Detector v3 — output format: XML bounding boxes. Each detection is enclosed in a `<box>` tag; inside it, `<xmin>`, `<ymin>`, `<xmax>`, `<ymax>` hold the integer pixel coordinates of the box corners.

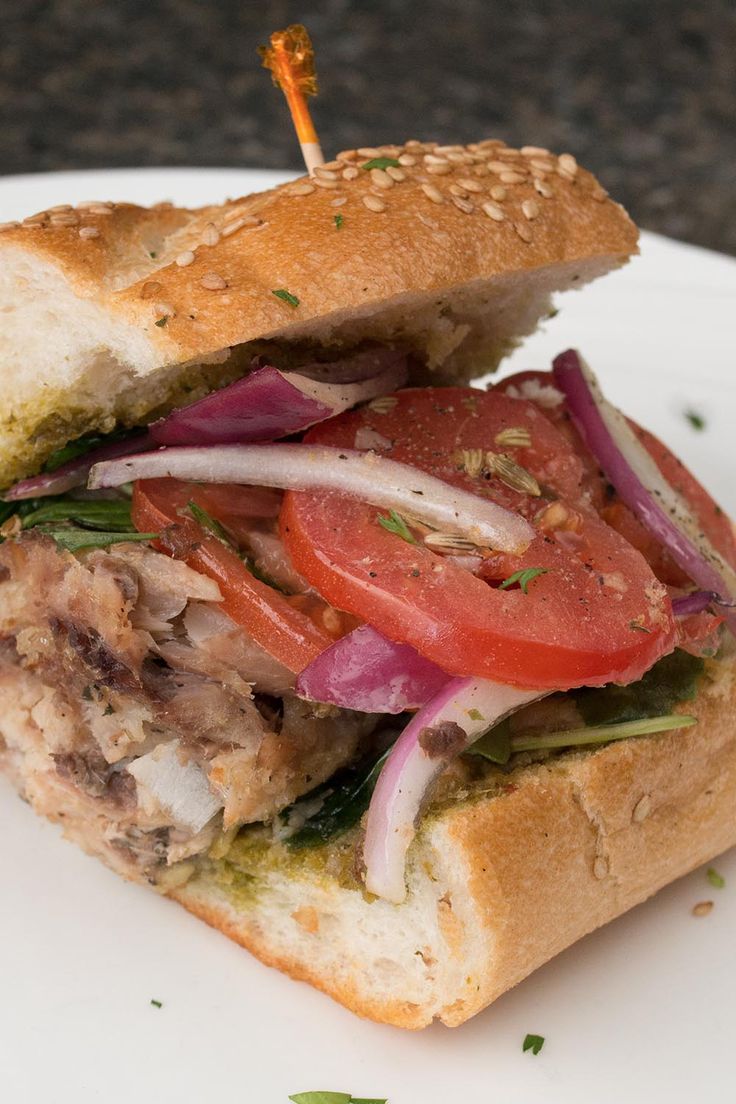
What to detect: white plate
<box><xmin>1</xmin><ymin>169</ymin><xmax>735</xmax><ymax>1104</ymax></box>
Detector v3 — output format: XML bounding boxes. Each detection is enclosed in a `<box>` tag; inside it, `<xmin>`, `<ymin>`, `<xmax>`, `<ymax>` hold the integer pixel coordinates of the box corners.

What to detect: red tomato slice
<box><xmin>281</xmin><ymin>388</ymin><xmax>675</xmax><ymax>689</ymax></box>
<box><xmin>132</xmin><ymin>479</ymin><xmax>335</xmax><ymax>672</ymax></box>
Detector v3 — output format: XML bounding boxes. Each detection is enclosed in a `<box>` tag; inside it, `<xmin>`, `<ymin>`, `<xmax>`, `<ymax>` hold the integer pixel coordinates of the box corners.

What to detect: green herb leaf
<box><xmin>154</xmin><ymin>316</ymin><xmax>168</xmax><ymax>327</ymax></box>
<box><xmin>573</xmin><ymin>649</ymin><xmax>704</xmax><ymax>726</ymax></box>
<box><xmin>377</xmin><ymin>509</ymin><xmax>416</xmax><ymax>544</ymax></box>
<box><xmin>498</xmin><ymin>567</ymin><xmax>548</xmax><ymax>594</ymax></box>
<box><xmin>361</xmin><ymin>157</ymin><xmax>401</xmax><ymax>170</ymax></box>
<box><xmin>523</xmin><ymin>1033</ymin><xmax>545</xmax><ymax>1055</ymax></box>
<box><xmin>150</xmin><ymin>998</ymin><xmax>163</xmax><ymax>1009</ymax></box>
<box><xmin>351</xmin><ymin>1099</ymin><xmax>388</xmax><ymax>1103</ymax></box>
<box><xmin>707</xmin><ymin>867</ymin><xmax>725</xmax><ymax>889</ymax></box>
<box><xmin>334</xmin><ymin>213</ymin><xmax>344</xmax><ymax>229</ymax></box>
<box><xmin>186</xmin><ymin>500</ymin><xmax>235</xmax><ymax>548</ymax></box>
<box><xmin>21</xmin><ymin>498</ymin><xmax>134</xmax><ymax>532</ymax></box>
<box><xmin>288</xmin><ymin>1094</ymin><xmax>353</xmax><ymax>1104</ymax></box>
<box><xmin>684</xmin><ymin>409</ymin><xmax>706</xmax><ymax>431</ymax></box>
<box><xmin>43</xmin><ymin>428</ymin><xmax>141</xmax><ymax>474</ymax></box>
<box><xmin>39</xmin><ymin>528</ymin><xmax>158</xmax><ymax>552</ymax></box>
<box><xmin>286</xmin><ymin>750</ymin><xmax>390</xmax><ymax>850</ymax></box>
<box><xmin>467</xmin><ymin>721</ymin><xmax>512</xmax><ymax>764</ymax></box>
<box><xmin>467</xmin><ymin>708</ymin><xmax>483</xmax><ymax>721</ymax></box>
<box><xmin>629</xmin><ymin>619</ymin><xmax>652</xmax><ymax>633</ymax></box>
<box><xmin>243</xmin><ymin>555</ymin><xmax>290</xmax><ymax>594</ymax></box>
<box><xmin>511</xmin><ymin>713</ymin><xmax>696</xmax><ymax>754</ymax></box>
<box><xmin>272</xmin><ymin>288</ymin><xmax>300</xmax><ymax>308</ymax></box>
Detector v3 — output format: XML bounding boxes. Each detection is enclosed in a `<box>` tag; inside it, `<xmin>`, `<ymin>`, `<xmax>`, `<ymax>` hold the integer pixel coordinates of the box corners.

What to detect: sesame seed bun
<box><xmin>0</xmin><ymin>139</ymin><xmax>637</xmax><ymax>487</ymax></box>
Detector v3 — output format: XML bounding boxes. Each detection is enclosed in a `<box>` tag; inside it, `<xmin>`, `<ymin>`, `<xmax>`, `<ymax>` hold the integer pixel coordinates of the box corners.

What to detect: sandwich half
<box><xmin>1</xmin><ymin>138</ymin><xmax>734</xmax><ymax>1029</ymax></box>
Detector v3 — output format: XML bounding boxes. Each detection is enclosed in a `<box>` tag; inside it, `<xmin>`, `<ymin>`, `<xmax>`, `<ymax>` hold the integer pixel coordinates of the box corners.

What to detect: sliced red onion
<box><xmin>363</xmin><ymin>678</ymin><xmax>543</xmax><ymax>902</ymax></box>
<box><xmin>672</xmin><ymin>591</ymin><xmax>734</xmax><ymax>617</ymax></box>
<box><xmin>553</xmin><ymin>350</ymin><xmax>736</xmax><ymax>637</ymax></box>
<box><xmin>3</xmin><ymin>431</ymin><xmax>153</xmax><ymax>502</ymax></box>
<box><xmin>89</xmin><ymin>444</ymin><xmax>535</xmax><ymax>553</ymax></box>
<box><xmin>296</xmin><ymin>625</ymin><xmax>450</xmax><ymax>713</ymax></box>
<box><xmin>149</xmin><ymin>356</ymin><xmax>408</xmax><ymax>446</ymax></box>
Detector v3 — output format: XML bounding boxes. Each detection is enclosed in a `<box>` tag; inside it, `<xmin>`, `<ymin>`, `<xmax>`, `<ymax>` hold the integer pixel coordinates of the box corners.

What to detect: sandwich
<box><xmin>1</xmin><ymin>138</ymin><xmax>734</xmax><ymax>1030</ymax></box>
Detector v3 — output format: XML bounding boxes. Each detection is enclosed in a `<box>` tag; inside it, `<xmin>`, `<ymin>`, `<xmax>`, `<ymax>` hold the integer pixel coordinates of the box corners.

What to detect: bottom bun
<box><xmin>172</xmin><ymin>648</ymin><xmax>736</xmax><ymax>1028</ymax></box>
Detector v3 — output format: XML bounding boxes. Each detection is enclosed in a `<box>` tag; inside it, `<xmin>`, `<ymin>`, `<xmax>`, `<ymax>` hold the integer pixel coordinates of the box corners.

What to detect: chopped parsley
<box><xmin>272</xmin><ymin>288</ymin><xmax>300</xmax><ymax>308</ymax></box>
<box><xmin>334</xmin><ymin>213</ymin><xmax>344</xmax><ymax>229</ymax></box>
<box><xmin>523</xmin><ymin>1033</ymin><xmax>545</xmax><ymax>1055</ymax></box>
<box><xmin>684</xmin><ymin>409</ymin><xmax>706</xmax><ymax>431</ymax></box>
<box><xmin>498</xmin><ymin>567</ymin><xmax>548</xmax><ymax>593</ymax></box>
<box><xmin>467</xmin><ymin>708</ymin><xmax>484</xmax><ymax>721</ymax></box>
<box><xmin>377</xmin><ymin>509</ymin><xmax>416</xmax><ymax>544</ymax></box>
<box><xmin>150</xmin><ymin>999</ymin><xmax>163</xmax><ymax>1009</ymax></box>
<box><xmin>154</xmin><ymin>316</ymin><xmax>168</xmax><ymax>327</ymax></box>
<box><xmin>707</xmin><ymin>867</ymin><xmax>725</xmax><ymax>889</ymax></box>
<box><xmin>361</xmin><ymin>157</ymin><xmax>400</xmax><ymax>170</ymax></box>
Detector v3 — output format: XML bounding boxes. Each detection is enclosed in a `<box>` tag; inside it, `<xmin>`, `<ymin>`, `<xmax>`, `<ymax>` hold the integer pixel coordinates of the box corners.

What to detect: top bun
<box><xmin>0</xmin><ymin>138</ymin><xmax>637</xmax><ymax>487</ymax></box>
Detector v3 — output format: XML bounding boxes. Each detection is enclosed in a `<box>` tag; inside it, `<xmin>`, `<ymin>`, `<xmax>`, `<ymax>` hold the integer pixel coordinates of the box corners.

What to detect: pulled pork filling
<box><xmin>0</xmin><ymin>533</ymin><xmax>377</xmax><ymax>881</ymax></box>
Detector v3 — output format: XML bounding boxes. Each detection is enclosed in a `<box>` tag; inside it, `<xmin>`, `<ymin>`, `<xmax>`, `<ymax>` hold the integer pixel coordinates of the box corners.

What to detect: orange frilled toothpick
<box><xmin>258</xmin><ymin>24</ymin><xmax>325</xmax><ymax>175</ymax></box>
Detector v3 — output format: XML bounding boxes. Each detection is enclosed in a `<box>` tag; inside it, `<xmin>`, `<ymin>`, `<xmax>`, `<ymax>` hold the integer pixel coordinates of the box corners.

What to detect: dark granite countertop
<box><xmin>1</xmin><ymin>0</ymin><xmax>733</xmax><ymax>254</ymax></box>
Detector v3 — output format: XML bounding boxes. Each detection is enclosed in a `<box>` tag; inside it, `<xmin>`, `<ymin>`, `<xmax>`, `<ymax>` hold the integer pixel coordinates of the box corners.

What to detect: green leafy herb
<box><xmin>377</xmin><ymin>509</ymin><xmax>416</xmax><ymax>544</ymax></box>
<box><xmin>154</xmin><ymin>316</ymin><xmax>168</xmax><ymax>327</ymax></box>
<box><xmin>334</xmin><ymin>213</ymin><xmax>344</xmax><ymax>229</ymax></box>
<box><xmin>629</xmin><ymin>620</ymin><xmax>652</xmax><ymax>633</ymax></box>
<box><xmin>286</xmin><ymin>750</ymin><xmax>390</xmax><ymax>850</ymax></box>
<box><xmin>21</xmin><ymin>497</ymin><xmax>134</xmax><ymax>532</ymax></box>
<box><xmin>43</xmin><ymin>428</ymin><xmax>141</xmax><ymax>474</ymax></box>
<box><xmin>707</xmin><ymin>867</ymin><xmax>725</xmax><ymax>889</ymax></box>
<box><xmin>467</xmin><ymin>708</ymin><xmax>484</xmax><ymax>721</ymax></box>
<box><xmin>684</xmin><ymin>409</ymin><xmax>706</xmax><ymax>431</ymax></box>
<box><xmin>243</xmin><ymin>556</ymin><xmax>290</xmax><ymax>594</ymax></box>
<box><xmin>573</xmin><ymin>649</ymin><xmax>704</xmax><ymax>726</ymax></box>
<box><xmin>0</xmin><ymin>500</ymin><xmax>19</xmax><ymax>526</ymax></box>
<box><xmin>288</xmin><ymin>1094</ymin><xmax>353</xmax><ymax>1104</ymax></box>
<box><xmin>468</xmin><ymin>721</ymin><xmax>511</xmax><ymax>764</ymax></box>
<box><xmin>523</xmin><ymin>1033</ymin><xmax>545</xmax><ymax>1055</ymax></box>
<box><xmin>498</xmin><ymin>567</ymin><xmax>548</xmax><ymax>593</ymax></box>
<box><xmin>39</xmin><ymin>528</ymin><xmax>158</xmax><ymax>552</ymax></box>
<box><xmin>511</xmin><ymin>713</ymin><xmax>696</xmax><ymax>755</ymax></box>
<box><xmin>272</xmin><ymin>288</ymin><xmax>300</xmax><ymax>308</ymax></box>
<box><xmin>150</xmin><ymin>998</ymin><xmax>163</xmax><ymax>1009</ymax></box>
<box><xmin>361</xmin><ymin>157</ymin><xmax>401</xmax><ymax>170</ymax></box>
<box><xmin>186</xmin><ymin>500</ymin><xmax>234</xmax><ymax>548</ymax></box>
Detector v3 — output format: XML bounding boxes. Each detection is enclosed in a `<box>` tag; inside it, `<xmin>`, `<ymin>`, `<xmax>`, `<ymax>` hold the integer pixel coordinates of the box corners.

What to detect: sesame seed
<box><xmin>23</xmin><ymin>213</ymin><xmax>48</xmax><ymax>225</ymax></box>
<box><xmin>513</xmin><ymin>220</ymin><xmax>533</xmax><ymax>243</ymax></box>
<box><xmin>451</xmin><ymin>196</ymin><xmax>475</xmax><ymax>214</ymax></box>
<box><xmin>0</xmin><ymin>220</ymin><xmax>20</xmax><ymax>231</ymax></box>
<box><xmin>558</xmin><ymin>168</ymin><xmax>576</xmax><ymax>182</ymax></box>
<box><xmin>497</xmin><ymin>147</ymin><xmax>521</xmax><ymax>159</ymax></box>
<box><xmin>490</xmin><ymin>185</ymin><xmax>507</xmax><ymax>201</ymax></box>
<box><xmin>221</xmin><ymin>217</ymin><xmax>252</xmax><ymax>237</ymax></box>
<box><xmin>78</xmin><ymin>225</ymin><xmax>100</xmax><ymax>239</ymax></box>
<box><xmin>521</xmin><ymin>199</ymin><xmax>540</xmax><ymax>220</ymax></box>
<box><xmin>398</xmin><ymin>154</ymin><xmax>416</xmax><ymax>167</ymax></box>
<box><xmin>445</xmin><ymin>151</ymin><xmax>472</xmax><ymax>164</ymax></box>
<box><xmin>632</xmin><ymin>795</ymin><xmax>651</xmax><ymax>823</ymax></box>
<box><xmin>141</xmin><ymin>280</ymin><xmax>163</xmax><ymax>300</ymax></box>
<box><xmin>499</xmin><ymin>171</ymin><xmax>526</xmax><ymax>184</ymax></box>
<box><xmin>530</xmin><ymin>158</ymin><xmax>555</xmax><ymax>173</ymax></box>
<box><xmin>223</xmin><ymin>206</ymin><xmax>249</xmax><ymax>223</ymax></box>
<box><xmin>472</xmin><ymin>163</ymin><xmax>489</xmax><ymax>176</ymax></box>
<box><xmin>76</xmin><ymin>200</ymin><xmax>110</xmax><ymax>209</ymax></box>
<box><xmin>357</xmin><ymin>147</ymin><xmax>381</xmax><ymax>158</ymax></box>
<box><xmin>201</xmin><ymin>223</ymin><xmax>220</xmax><ymax>246</ymax></box>
<box><xmin>47</xmin><ymin>204</ymin><xmax>73</xmax><ymax>213</ymax></box>
<box><xmin>534</xmin><ymin>179</ymin><xmax>554</xmax><ymax>198</ymax></box>
<box><xmin>591</xmin><ymin>186</ymin><xmax>608</xmax><ymax>202</ymax></box>
<box><xmin>386</xmin><ymin>166</ymin><xmax>405</xmax><ymax>182</ymax></box>
<box><xmin>313</xmin><ymin>177</ymin><xmax>340</xmax><ymax>190</ymax></box>
<box><xmin>692</xmin><ymin>901</ymin><xmax>714</xmax><ymax>917</ymax></box>
<box><xmin>424</xmin><ymin>154</ymin><xmax>451</xmax><ymax>167</ymax></box>
<box><xmin>154</xmin><ymin>301</ymin><xmax>175</xmax><ymax>317</ymax></box>
<box><xmin>521</xmin><ymin>145</ymin><xmax>550</xmax><ymax>157</ymax></box>
<box><xmin>370</xmin><ymin>168</ymin><xmax>394</xmax><ymax>190</ymax></box>
<box><xmin>593</xmin><ymin>857</ymin><xmax>609</xmax><ymax>880</ymax></box>
<box><xmin>314</xmin><ymin>167</ymin><xmax>339</xmax><ymax>182</ymax></box>
<box><xmin>290</xmin><ymin>182</ymin><xmax>316</xmax><ymax>196</ymax></box>
<box><xmin>487</xmin><ymin>160</ymin><xmax>511</xmax><ymax>173</ymax></box>
<box><xmin>337</xmin><ymin>149</ymin><xmax>358</xmax><ymax>161</ymax></box>
<box><xmin>482</xmin><ymin>202</ymin><xmax>505</xmax><ymax>222</ymax></box>
<box><xmin>320</xmin><ymin>160</ymin><xmax>342</xmax><ymax>171</ymax></box>
<box><xmin>331</xmin><ymin>196</ymin><xmax>347</xmax><ymax>207</ymax></box>
<box><xmin>342</xmin><ymin>166</ymin><xmax>360</xmax><ymax>181</ymax></box>
<box><xmin>49</xmin><ymin>213</ymin><xmax>79</xmax><ymax>226</ymax></box>
<box><xmin>449</xmin><ymin>183</ymin><xmax>469</xmax><ymax>198</ymax></box>
<box><xmin>405</xmin><ymin>139</ymin><xmax>423</xmax><ymax>150</ymax></box>
<box><xmin>558</xmin><ymin>153</ymin><xmax>578</xmax><ymax>176</ymax></box>
<box><xmin>87</xmin><ymin>204</ymin><xmax>114</xmax><ymax>215</ymax></box>
<box><xmin>175</xmin><ymin>250</ymin><xmax>195</xmax><ymax>267</ymax></box>
<box><xmin>426</xmin><ymin>162</ymin><xmax>452</xmax><ymax>175</ymax></box>
<box><xmin>421</xmin><ymin>183</ymin><xmax>444</xmax><ymax>204</ymax></box>
<box><xmin>435</xmin><ymin>144</ymin><xmax>464</xmax><ymax>154</ymax></box>
<box><xmin>200</xmin><ymin>272</ymin><xmax>228</xmax><ymax>290</ymax></box>
<box><xmin>362</xmin><ymin>194</ymin><xmax>386</xmax><ymax>213</ymax></box>
<box><xmin>457</xmin><ymin>178</ymin><xmax>484</xmax><ymax>193</ymax></box>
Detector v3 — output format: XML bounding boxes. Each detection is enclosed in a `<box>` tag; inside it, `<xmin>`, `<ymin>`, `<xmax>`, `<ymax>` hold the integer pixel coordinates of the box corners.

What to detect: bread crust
<box><xmin>172</xmin><ymin>652</ymin><xmax>736</xmax><ymax>1028</ymax></box>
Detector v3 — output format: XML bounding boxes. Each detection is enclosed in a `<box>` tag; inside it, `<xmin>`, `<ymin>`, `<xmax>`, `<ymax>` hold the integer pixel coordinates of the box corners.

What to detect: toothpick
<box><xmin>258</xmin><ymin>24</ymin><xmax>324</xmax><ymax>175</ymax></box>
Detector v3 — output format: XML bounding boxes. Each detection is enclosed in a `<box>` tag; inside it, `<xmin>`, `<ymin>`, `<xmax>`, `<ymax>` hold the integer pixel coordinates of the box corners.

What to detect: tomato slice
<box><xmin>132</xmin><ymin>479</ymin><xmax>335</xmax><ymax>672</ymax></box>
<box><xmin>281</xmin><ymin>388</ymin><xmax>675</xmax><ymax>689</ymax></box>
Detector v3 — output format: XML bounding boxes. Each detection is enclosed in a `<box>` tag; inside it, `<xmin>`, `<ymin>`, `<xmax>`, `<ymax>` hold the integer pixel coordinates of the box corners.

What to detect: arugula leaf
<box><xmin>39</xmin><ymin>528</ymin><xmax>158</xmax><ymax>552</ymax></box>
<box><xmin>523</xmin><ymin>1033</ymin><xmax>545</xmax><ymax>1055</ymax></box>
<box><xmin>377</xmin><ymin>510</ymin><xmax>416</xmax><ymax>544</ymax></box>
<box><xmin>573</xmin><ymin>649</ymin><xmax>704</xmax><ymax>726</ymax></box>
<box><xmin>186</xmin><ymin>500</ymin><xmax>235</xmax><ymax>548</ymax></box>
<box><xmin>289</xmin><ymin>1094</ymin><xmax>353</xmax><ymax>1104</ymax></box>
<box><xmin>707</xmin><ymin>867</ymin><xmax>725</xmax><ymax>889</ymax></box>
<box><xmin>21</xmin><ymin>498</ymin><xmax>134</xmax><ymax>532</ymax></box>
<box><xmin>510</xmin><ymin>713</ymin><xmax>696</xmax><ymax>754</ymax></box>
<box><xmin>272</xmin><ymin>288</ymin><xmax>300</xmax><ymax>308</ymax></box>
<box><xmin>466</xmin><ymin>720</ymin><xmax>511</xmax><ymax>764</ymax></box>
<box><xmin>361</xmin><ymin>157</ymin><xmax>401</xmax><ymax>170</ymax></box>
<box><xmin>286</xmin><ymin>749</ymin><xmax>390</xmax><ymax>850</ymax></box>
<box><xmin>498</xmin><ymin>567</ymin><xmax>548</xmax><ymax>593</ymax></box>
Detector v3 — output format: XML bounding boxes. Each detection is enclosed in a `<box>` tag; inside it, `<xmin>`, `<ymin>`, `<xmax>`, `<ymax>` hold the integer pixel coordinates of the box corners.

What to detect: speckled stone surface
<box><xmin>1</xmin><ymin>0</ymin><xmax>734</xmax><ymax>253</ymax></box>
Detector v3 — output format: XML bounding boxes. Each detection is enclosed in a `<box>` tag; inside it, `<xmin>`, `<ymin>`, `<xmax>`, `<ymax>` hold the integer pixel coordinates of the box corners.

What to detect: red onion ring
<box><xmin>362</xmin><ymin>677</ymin><xmax>544</xmax><ymax>902</ymax></box>
<box><xmin>89</xmin><ymin>444</ymin><xmax>535</xmax><ymax>553</ymax></box>
<box><xmin>296</xmin><ymin>624</ymin><xmax>450</xmax><ymax>713</ymax></box>
<box><xmin>672</xmin><ymin>591</ymin><xmax>734</xmax><ymax>617</ymax></box>
<box><xmin>3</xmin><ymin>431</ymin><xmax>154</xmax><ymax>502</ymax></box>
<box><xmin>552</xmin><ymin>350</ymin><xmax>736</xmax><ymax>637</ymax></box>
<box><xmin>150</xmin><ymin>356</ymin><xmax>408</xmax><ymax>446</ymax></box>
